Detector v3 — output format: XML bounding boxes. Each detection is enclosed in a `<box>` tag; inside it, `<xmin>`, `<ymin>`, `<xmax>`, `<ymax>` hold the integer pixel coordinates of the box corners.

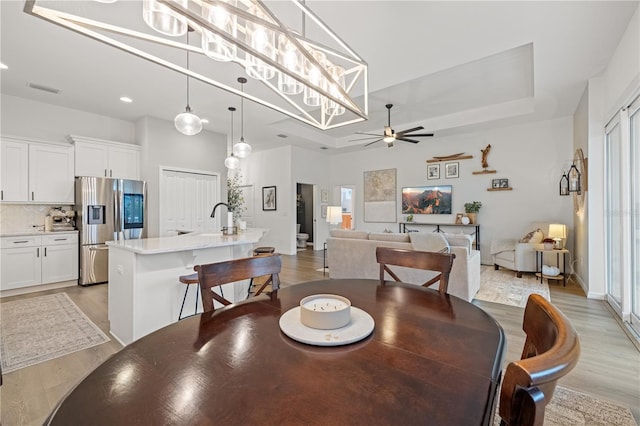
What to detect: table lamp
<box><xmin>326</xmin><ymin>206</ymin><xmax>343</xmax><ymax>227</ymax></box>
<box><xmin>548</xmin><ymin>224</ymin><xmax>567</xmax><ymax>249</ymax></box>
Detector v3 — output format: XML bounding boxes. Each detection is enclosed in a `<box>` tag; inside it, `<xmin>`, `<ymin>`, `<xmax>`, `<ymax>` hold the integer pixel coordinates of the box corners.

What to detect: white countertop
<box><xmin>106</xmin><ymin>229</ymin><xmax>268</xmax><ymax>254</ymax></box>
<box><xmin>0</xmin><ymin>229</ymin><xmax>78</xmax><ymax>237</ymax></box>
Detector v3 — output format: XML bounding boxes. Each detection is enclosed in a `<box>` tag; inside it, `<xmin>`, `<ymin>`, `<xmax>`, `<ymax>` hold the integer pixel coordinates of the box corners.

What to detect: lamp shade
<box><xmin>326</xmin><ymin>206</ymin><xmax>343</xmax><ymax>225</ymax></box>
<box><xmin>548</xmin><ymin>224</ymin><xmax>567</xmax><ymax>239</ymax></box>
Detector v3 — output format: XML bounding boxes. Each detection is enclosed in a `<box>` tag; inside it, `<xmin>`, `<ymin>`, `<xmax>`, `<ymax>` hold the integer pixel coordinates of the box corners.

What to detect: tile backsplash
<box><xmin>0</xmin><ymin>204</ymin><xmax>73</xmax><ymax>233</ymax></box>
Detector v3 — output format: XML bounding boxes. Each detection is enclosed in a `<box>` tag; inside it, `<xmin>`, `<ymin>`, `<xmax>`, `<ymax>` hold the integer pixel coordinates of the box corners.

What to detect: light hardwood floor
<box><xmin>1</xmin><ymin>249</ymin><xmax>638</xmax><ymax>425</ymax></box>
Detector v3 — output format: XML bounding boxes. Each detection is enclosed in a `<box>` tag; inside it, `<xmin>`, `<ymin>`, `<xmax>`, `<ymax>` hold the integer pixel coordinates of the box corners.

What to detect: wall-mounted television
<box><xmin>402</xmin><ymin>185</ymin><xmax>452</xmax><ymax>215</ymax></box>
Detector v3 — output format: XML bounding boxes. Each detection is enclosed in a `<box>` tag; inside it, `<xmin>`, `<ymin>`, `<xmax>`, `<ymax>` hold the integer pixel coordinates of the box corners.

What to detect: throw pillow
<box><xmin>520</xmin><ymin>228</ymin><xmax>543</xmax><ymax>243</ymax></box>
<box><xmin>409</xmin><ymin>233</ymin><xmax>450</xmax><ymax>253</ymax></box>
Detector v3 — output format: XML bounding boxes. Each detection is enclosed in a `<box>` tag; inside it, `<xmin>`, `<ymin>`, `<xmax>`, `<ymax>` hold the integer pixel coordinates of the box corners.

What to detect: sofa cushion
<box><xmin>409</xmin><ymin>232</ymin><xmax>450</xmax><ymax>253</ymax></box>
<box><xmin>520</xmin><ymin>228</ymin><xmax>544</xmax><ymax>243</ymax></box>
<box><xmin>369</xmin><ymin>232</ymin><xmax>410</xmax><ymax>243</ymax></box>
<box><xmin>329</xmin><ymin>229</ymin><xmax>370</xmax><ymax>239</ymax></box>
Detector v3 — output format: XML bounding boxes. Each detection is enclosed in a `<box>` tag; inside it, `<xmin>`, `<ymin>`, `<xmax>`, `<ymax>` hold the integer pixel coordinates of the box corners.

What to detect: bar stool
<box><xmin>178</xmin><ymin>273</ymin><xmax>199</xmax><ymax>320</ymax></box>
<box><xmin>247</xmin><ymin>247</ymin><xmax>276</xmax><ymax>298</ymax></box>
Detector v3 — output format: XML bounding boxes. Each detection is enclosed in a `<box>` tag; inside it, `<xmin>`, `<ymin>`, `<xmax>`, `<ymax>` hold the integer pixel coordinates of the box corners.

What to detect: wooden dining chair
<box><xmin>498</xmin><ymin>294</ymin><xmax>580</xmax><ymax>426</ymax></box>
<box><xmin>375</xmin><ymin>247</ymin><xmax>455</xmax><ymax>295</ymax></box>
<box><xmin>194</xmin><ymin>254</ymin><xmax>282</xmax><ymax>313</ymax></box>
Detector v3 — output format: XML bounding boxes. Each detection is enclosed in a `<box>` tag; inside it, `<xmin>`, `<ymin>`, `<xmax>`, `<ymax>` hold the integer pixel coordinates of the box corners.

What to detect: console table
<box><xmin>399</xmin><ymin>222</ymin><xmax>480</xmax><ymax>251</ymax></box>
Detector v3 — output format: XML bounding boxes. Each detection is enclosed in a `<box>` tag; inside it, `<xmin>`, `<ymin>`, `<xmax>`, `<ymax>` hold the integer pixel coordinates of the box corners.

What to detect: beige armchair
<box><xmin>491</xmin><ymin>222</ymin><xmax>553</xmax><ymax>278</ymax></box>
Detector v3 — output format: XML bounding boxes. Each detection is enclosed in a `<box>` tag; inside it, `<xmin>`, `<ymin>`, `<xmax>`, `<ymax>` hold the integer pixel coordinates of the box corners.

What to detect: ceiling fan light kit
<box><xmin>25</xmin><ymin>0</ymin><xmax>368</xmax><ymax>131</ymax></box>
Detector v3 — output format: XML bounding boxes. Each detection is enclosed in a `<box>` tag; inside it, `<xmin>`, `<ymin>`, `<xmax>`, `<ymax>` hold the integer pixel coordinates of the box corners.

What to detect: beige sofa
<box><xmin>326</xmin><ymin>230</ymin><xmax>481</xmax><ymax>302</ymax></box>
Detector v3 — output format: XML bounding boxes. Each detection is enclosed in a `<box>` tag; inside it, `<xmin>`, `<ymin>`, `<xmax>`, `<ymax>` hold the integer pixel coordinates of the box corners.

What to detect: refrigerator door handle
<box><xmin>89</xmin><ymin>245</ymin><xmax>109</xmax><ymax>251</ymax></box>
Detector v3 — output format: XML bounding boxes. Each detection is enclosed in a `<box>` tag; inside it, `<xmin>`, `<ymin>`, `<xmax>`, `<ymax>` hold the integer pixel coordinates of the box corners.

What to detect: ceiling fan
<box><xmin>350</xmin><ymin>104</ymin><xmax>434</xmax><ymax>147</ymax></box>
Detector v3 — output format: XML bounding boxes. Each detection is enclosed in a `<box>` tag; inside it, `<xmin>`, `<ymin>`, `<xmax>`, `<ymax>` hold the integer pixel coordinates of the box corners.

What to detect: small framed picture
<box><xmin>321</xmin><ymin>189</ymin><xmax>328</xmax><ymax>203</ymax></box>
<box><xmin>427</xmin><ymin>164</ymin><xmax>440</xmax><ymax>180</ymax></box>
<box><xmin>492</xmin><ymin>179</ymin><xmax>500</xmax><ymax>188</ymax></box>
<box><xmin>445</xmin><ymin>162</ymin><xmax>459</xmax><ymax>179</ymax></box>
<box><xmin>455</xmin><ymin>213</ymin><xmax>463</xmax><ymax>224</ymax></box>
<box><xmin>500</xmin><ymin>178</ymin><xmax>509</xmax><ymax>188</ymax></box>
<box><xmin>262</xmin><ymin>186</ymin><xmax>276</xmax><ymax>211</ymax></box>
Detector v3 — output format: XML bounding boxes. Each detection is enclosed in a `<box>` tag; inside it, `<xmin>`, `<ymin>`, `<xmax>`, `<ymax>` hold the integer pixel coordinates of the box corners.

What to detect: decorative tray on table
<box><xmin>279</xmin><ymin>294</ymin><xmax>375</xmax><ymax>347</ymax></box>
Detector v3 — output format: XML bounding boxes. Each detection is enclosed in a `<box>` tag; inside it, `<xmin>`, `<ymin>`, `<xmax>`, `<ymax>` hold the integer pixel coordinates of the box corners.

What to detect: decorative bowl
<box><xmin>299</xmin><ymin>294</ymin><xmax>351</xmax><ymax>330</ymax></box>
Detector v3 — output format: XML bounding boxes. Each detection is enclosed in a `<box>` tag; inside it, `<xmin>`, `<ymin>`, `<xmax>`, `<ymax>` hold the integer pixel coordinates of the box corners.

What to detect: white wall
<box><xmin>1</xmin><ymin>94</ymin><xmax>135</xmax><ymax>143</ymax></box>
<box><xmin>572</xmin><ymin>88</ymin><xmax>589</xmax><ymax>290</ymax></box>
<box><xmin>586</xmin><ymin>7</ymin><xmax>640</xmax><ymax>299</ymax></box>
<box><xmin>291</xmin><ymin>146</ymin><xmax>331</xmax><ymax>251</ymax></box>
<box><xmin>135</xmin><ymin>116</ymin><xmax>227</xmax><ymax>237</ymax></box>
<box><xmin>242</xmin><ymin>145</ymin><xmax>293</xmax><ymax>254</ymax></box>
<box><xmin>329</xmin><ymin>117</ymin><xmax>575</xmax><ymax>265</ymax></box>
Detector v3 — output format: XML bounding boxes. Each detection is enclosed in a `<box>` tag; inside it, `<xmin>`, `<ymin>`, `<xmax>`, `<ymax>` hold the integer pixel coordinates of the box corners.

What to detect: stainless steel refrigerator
<box><xmin>75</xmin><ymin>177</ymin><xmax>147</xmax><ymax>286</ymax></box>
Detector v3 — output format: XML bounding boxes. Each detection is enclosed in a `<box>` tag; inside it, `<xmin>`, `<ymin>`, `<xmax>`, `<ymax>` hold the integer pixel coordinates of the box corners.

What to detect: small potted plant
<box><xmin>406</xmin><ymin>214</ymin><xmax>414</xmax><ymax>222</ymax></box>
<box><xmin>463</xmin><ymin>201</ymin><xmax>482</xmax><ymax>224</ymax></box>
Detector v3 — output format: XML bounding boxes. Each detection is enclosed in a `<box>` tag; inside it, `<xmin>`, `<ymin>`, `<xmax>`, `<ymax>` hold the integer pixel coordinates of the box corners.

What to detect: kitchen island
<box><xmin>106</xmin><ymin>229</ymin><xmax>268</xmax><ymax>345</ymax></box>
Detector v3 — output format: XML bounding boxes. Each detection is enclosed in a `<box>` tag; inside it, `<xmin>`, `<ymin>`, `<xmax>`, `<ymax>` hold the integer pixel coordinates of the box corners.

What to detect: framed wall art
<box><xmin>427</xmin><ymin>164</ymin><xmax>440</xmax><ymax>180</ymax></box>
<box><xmin>445</xmin><ymin>162</ymin><xmax>459</xmax><ymax>179</ymax></box>
<box><xmin>262</xmin><ymin>186</ymin><xmax>276</xmax><ymax>211</ymax></box>
<box><xmin>364</xmin><ymin>168</ymin><xmax>396</xmax><ymax>222</ymax></box>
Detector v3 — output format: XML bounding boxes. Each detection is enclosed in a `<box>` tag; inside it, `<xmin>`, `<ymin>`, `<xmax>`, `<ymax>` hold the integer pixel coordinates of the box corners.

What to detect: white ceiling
<box><xmin>1</xmin><ymin>1</ymin><xmax>637</xmax><ymax>153</ymax></box>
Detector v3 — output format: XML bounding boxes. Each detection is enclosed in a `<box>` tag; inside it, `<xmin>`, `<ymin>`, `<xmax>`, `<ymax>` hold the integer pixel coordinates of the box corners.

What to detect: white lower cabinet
<box><xmin>0</xmin><ymin>233</ymin><xmax>78</xmax><ymax>291</ymax></box>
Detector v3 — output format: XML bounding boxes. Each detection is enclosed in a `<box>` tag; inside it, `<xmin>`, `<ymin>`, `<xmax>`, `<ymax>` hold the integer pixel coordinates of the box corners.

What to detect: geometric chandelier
<box><xmin>24</xmin><ymin>0</ymin><xmax>369</xmax><ymax>131</ymax></box>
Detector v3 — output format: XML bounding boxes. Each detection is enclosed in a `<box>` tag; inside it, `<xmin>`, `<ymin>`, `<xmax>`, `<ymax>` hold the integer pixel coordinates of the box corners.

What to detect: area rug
<box><xmin>494</xmin><ymin>386</ymin><xmax>638</xmax><ymax>426</ymax></box>
<box><xmin>0</xmin><ymin>293</ymin><xmax>110</xmax><ymax>373</ymax></box>
<box><xmin>475</xmin><ymin>265</ymin><xmax>550</xmax><ymax>307</ymax></box>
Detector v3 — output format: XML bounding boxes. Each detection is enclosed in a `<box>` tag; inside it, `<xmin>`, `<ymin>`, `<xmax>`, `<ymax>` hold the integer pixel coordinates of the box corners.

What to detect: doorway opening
<box><xmin>340</xmin><ymin>185</ymin><xmax>355</xmax><ymax>229</ymax></box>
<box><xmin>296</xmin><ymin>183</ymin><xmax>314</xmax><ymax>249</ymax></box>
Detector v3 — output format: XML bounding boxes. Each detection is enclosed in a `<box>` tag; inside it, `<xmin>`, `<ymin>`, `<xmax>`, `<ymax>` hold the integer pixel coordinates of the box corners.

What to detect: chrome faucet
<box><xmin>210</xmin><ymin>202</ymin><xmax>230</xmax><ymax>218</ymax></box>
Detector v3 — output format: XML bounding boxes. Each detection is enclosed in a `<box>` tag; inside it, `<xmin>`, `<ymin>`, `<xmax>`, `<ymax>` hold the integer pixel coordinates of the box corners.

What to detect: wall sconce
<box><xmin>559</xmin><ymin>172</ymin><xmax>569</xmax><ymax>196</ymax></box>
<box><xmin>568</xmin><ymin>163</ymin><xmax>581</xmax><ymax>194</ymax></box>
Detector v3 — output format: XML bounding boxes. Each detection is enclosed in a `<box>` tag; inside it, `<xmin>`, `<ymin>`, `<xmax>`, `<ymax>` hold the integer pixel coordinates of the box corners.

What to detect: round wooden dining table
<box><xmin>47</xmin><ymin>279</ymin><xmax>505</xmax><ymax>426</ymax></box>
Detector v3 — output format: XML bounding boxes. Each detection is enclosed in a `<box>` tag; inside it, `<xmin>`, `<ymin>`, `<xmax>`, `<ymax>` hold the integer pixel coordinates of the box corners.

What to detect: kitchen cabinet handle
<box><xmin>110</xmin><ymin>169</ymin><xmax>113</xmax><ymax>177</ymax></box>
<box><xmin>37</xmin><ymin>247</ymin><xmax>40</xmax><ymax>257</ymax></box>
<box><xmin>31</xmin><ymin>191</ymin><xmax>35</xmax><ymax>201</ymax></box>
<box><xmin>104</xmin><ymin>169</ymin><xmax>107</xmax><ymax>177</ymax></box>
<box><xmin>13</xmin><ymin>240</ymin><xmax>29</xmax><ymax>244</ymax></box>
<box><xmin>1</xmin><ymin>190</ymin><xmax>3</xmax><ymax>200</ymax></box>
<box><xmin>54</xmin><ymin>238</ymin><xmax>67</xmax><ymax>241</ymax></box>
<box><xmin>44</xmin><ymin>247</ymin><xmax>47</xmax><ymax>256</ymax></box>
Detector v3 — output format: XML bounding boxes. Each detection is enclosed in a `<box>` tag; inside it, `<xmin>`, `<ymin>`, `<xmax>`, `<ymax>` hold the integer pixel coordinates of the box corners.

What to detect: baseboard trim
<box><xmin>1</xmin><ymin>280</ymin><xmax>77</xmax><ymax>299</ymax></box>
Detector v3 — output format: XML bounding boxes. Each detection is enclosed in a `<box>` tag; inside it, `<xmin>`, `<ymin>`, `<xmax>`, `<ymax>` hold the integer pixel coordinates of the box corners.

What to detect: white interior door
<box><xmin>159</xmin><ymin>168</ymin><xmax>219</xmax><ymax>237</ymax></box>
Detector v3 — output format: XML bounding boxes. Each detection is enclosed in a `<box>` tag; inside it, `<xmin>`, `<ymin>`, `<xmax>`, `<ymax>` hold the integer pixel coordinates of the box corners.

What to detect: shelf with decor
<box><xmin>487</xmin><ymin>187</ymin><xmax>513</xmax><ymax>191</ymax></box>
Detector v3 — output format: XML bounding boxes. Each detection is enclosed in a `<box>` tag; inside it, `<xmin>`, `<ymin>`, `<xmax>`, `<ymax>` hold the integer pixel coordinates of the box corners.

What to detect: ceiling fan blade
<box><xmin>396</xmin><ymin>126</ymin><xmax>424</xmax><ymax>136</ymax></box>
<box><xmin>397</xmin><ymin>138</ymin><xmax>421</xmax><ymax>144</ymax></box>
<box><xmin>349</xmin><ymin>136</ymin><xmax>382</xmax><ymax>142</ymax></box>
<box><xmin>404</xmin><ymin>133</ymin><xmax>434</xmax><ymax>137</ymax></box>
<box><xmin>356</xmin><ymin>132</ymin><xmax>383</xmax><ymax>137</ymax></box>
<box><xmin>364</xmin><ymin>138</ymin><xmax>382</xmax><ymax>147</ymax></box>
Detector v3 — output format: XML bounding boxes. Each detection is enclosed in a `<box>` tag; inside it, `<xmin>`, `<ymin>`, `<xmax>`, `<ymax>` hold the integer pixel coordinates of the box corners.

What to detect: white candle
<box><xmin>302</xmin><ymin>297</ymin><xmax>347</xmax><ymax>311</ymax></box>
<box><xmin>227</xmin><ymin>212</ymin><xmax>233</xmax><ymax>229</ymax></box>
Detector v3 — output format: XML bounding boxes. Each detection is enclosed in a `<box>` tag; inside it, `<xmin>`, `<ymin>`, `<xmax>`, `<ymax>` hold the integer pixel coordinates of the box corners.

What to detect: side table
<box><xmin>535</xmin><ymin>248</ymin><xmax>569</xmax><ymax>286</ymax></box>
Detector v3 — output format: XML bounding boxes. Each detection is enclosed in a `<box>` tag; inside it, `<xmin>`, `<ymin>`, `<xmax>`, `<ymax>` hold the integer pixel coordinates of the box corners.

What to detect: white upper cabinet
<box><xmin>1</xmin><ymin>140</ymin><xmax>29</xmax><ymax>202</ymax></box>
<box><xmin>29</xmin><ymin>143</ymin><xmax>75</xmax><ymax>203</ymax></box>
<box><xmin>70</xmin><ymin>135</ymin><xmax>140</xmax><ymax>180</ymax></box>
<box><xmin>0</xmin><ymin>137</ymin><xmax>74</xmax><ymax>204</ymax></box>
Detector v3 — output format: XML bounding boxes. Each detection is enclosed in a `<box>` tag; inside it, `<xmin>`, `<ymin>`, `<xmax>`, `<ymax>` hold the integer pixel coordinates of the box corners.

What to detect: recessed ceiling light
<box><xmin>201</xmin><ymin>118</ymin><xmax>209</xmax><ymax>124</ymax></box>
<box><xmin>120</xmin><ymin>96</ymin><xmax>133</xmax><ymax>103</ymax></box>
<box><xmin>0</xmin><ymin>63</ymin><xmax>7</xmax><ymax>70</ymax></box>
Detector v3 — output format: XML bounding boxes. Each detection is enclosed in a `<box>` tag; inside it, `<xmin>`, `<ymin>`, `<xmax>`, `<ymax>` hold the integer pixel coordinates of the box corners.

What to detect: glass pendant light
<box><xmin>225</xmin><ymin>107</ymin><xmax>239</xmax><ymax>169</ymax></box>
<box><xmin>142</xmin><ymin>0</ymin><xmax>188</xmax><ymax>37</ymax></box>
<box><xmin>303</xmin><ymin>49</ymin><xmax>327</xmax><ymax>107</ymax></box>
<box><xmin>277</xmin><ymin>33</ymin><xmax>303</xmax><ymax>95</ymax></box>
<box><xmin>567</xmin><ymin>163</ymin><xmax>581</xmax><ymax>193</ymax></box>
<box><xmin>175</xmin><ymin>29</ymin><xmax>202</xmax><ymax>136</ymax></box>
<box><xmin>245</xmin><ymin>5</ymin><xmax>276</xmax><ymax>81</ymax></box>
<box><xmin>233</xmin><ymin>78</ymin><xmax>252</xmax><ymax>158</ymax></box>
<box><xmin>201</xmin><ymin>0</ymin><xmax>237</xmax><ymax>62</ymax></box>
<box><xmin>323</xmin><ymin>63</ymin><xmax>346</xmax><ymax>116</ymax></box>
